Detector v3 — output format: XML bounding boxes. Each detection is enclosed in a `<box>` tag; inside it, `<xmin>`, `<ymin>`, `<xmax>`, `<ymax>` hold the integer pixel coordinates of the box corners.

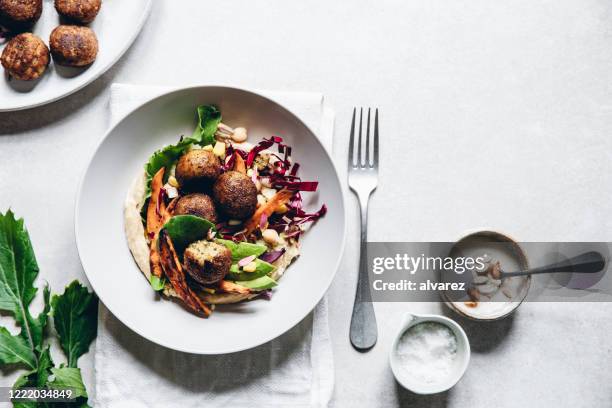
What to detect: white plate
<box><xmin>0</xmin><ymin>0</ymin><xmax>151</xmax><ymax>111</ymax></box>
<box><xmin>75</xmin><ymin>86</ymin><xmax>346</xmax><ymax>354</ymax></box>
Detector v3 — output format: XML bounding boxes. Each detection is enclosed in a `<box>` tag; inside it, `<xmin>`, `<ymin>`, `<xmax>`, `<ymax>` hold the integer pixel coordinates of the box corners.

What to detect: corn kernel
<box><xmin>213</xmin><ymin>141</ymin><xmax>226</xmax><ymax>158</ymax></box>
<box><xmin>274</xmin><ymin>204</ymin><xmax>288</xmax><ymax>214</ymax></box>
<box><xmin>203</xmin><ymin>144</ymin><xmax>214</xmax><ymax>151</ymax></box>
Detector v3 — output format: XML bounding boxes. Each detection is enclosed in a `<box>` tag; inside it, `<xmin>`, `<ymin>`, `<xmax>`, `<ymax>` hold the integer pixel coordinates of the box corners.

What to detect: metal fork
<box><xmin>348</xmin><ymin>107</ymin><xmax>379</xmax><ymax>351</ymax></box>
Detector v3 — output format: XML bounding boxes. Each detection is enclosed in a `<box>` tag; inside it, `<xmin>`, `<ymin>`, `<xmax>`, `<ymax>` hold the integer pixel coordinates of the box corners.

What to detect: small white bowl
<box><xmin>390</xmin><ymin>313</ymin><xmax>470</xmax><ymax>394</ymax></box>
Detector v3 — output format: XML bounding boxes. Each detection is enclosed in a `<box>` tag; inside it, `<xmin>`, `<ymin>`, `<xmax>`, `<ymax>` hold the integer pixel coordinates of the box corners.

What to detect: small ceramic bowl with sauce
<box><xmin>440</xmin><ymin>230</ymin><xmax>531</xmax><ymax>321</ymax></box>
<box><xmin>389</xmin><ymin>313</ymin><xmax>470</xmax><ymax>394</ymax></box>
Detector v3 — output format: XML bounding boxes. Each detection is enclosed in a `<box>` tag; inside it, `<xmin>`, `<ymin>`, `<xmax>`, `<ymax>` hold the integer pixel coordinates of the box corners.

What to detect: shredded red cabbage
<box><xmin>223</xmin><ymin>135</ymin><xmax>327</xmax><ymax>241</ymax></box>
<box><xmin>259</xmin><ymin>213</ymin><xmax>268</xmax><ymax>229</ymax></box>
<box><xmin>273</xmin><ymin>180</ymin><xmax>319</xmax><ymax>191</ymax></box>
<box><xmin>260</xmin><ymin>248</ymin><xmax>286</xmax><ymax>263</ymax></box>
<box><xmin>223</xmin><ymin>153</ymin><xmax>236</xmax><ymax>171</ymax></box>
<box><xmin>222</xmin><ymin>146</ymin><xmax>248</xmax><ymax>171</ymax></box>
<box><xmin>246</xmin><ymin>136</ymin><xmax>282</xmax><ymax>167</ymax></box>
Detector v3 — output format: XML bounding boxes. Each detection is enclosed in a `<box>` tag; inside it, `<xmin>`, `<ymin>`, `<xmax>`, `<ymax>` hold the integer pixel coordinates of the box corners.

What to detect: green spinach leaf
<box><xmin>51</xmin><ymin>281</ymin><xmax>98</xmax><ymax>368</ymax></box>
<box><xmin>48</xmin><ymin>366</ymin><xmax>88</xmax><ymax>399</ymax></box>
<box><xmin>0</xmin><ymin>211</ymin><xmax>47</xmax><ymax>354</ymax></box>
<box><xmin>163</xmin><ymin>215</ymin><xmax>216</xmax><ymax>255</ymax></box>
<box><xmin>0</xmin><ymin>327</ymin><xmax>36</xmax><ymax>369</ymax></box>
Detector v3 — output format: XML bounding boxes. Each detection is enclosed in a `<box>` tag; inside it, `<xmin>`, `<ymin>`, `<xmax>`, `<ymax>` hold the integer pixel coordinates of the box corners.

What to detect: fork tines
<box><xmin>348</xmin><ymin>107</ymin><xmax>378</xmax><ymax>169</ymax></box>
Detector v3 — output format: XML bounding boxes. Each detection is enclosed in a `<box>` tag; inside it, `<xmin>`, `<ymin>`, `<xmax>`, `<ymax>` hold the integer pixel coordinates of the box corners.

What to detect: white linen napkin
<box><xmin>93</xmin><ymin>84</ymin><xmax>335</xmax><ymax>408</ymax></box>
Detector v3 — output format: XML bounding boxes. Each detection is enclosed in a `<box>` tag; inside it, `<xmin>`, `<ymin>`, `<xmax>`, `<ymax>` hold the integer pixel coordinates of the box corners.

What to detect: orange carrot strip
<box><xmin>234</xmin><ymin>153</ymin><xmax>246</xmax><ymax>174</ymax></box>
<box><xmin>244</xmin><ymin>189</ymin><xmax>293</xmax><ymax>235</ymax></box>
<box><xmin>159</xmin><ymin>231</ymin><xmax>212</xmax><ymax>317</ymax></box>
<box><xmin>146</xmin><ymin>168</ymin><xmax>167</xmax><ymax>236</ymax></box>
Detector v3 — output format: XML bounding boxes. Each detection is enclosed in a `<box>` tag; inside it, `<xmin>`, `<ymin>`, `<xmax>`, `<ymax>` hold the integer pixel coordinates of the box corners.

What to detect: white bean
<box><xmin>232</xmin><ymin>127</ymin><xmax>248</xmax><ymax>143</ymax></box>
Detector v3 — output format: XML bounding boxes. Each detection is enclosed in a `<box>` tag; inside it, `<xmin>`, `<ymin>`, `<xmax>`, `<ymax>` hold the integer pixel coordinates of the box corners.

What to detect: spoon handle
<box><xmin>505</xmin><ymin>251</ymin><xmax>606</xmax><ymax>277</ymax></box>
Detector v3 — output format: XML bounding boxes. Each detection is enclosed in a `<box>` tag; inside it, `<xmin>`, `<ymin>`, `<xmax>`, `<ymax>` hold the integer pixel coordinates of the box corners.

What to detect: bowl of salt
<box><xmin>389</xmin><ymin>313</ymin><xmax>470</xmax><ymax>394</ymax></box>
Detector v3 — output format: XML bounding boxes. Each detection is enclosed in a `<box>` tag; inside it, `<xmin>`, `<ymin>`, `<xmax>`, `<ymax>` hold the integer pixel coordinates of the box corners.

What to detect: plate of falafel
<box><xmin>0</xmin><ymin>0</ymin><xmax>151</xmax><ymax>111</ymax></box>
<box><xmin>75</xmin><ymin>86</ymin><xmax>346</xmax><ymax>354</ymax></box>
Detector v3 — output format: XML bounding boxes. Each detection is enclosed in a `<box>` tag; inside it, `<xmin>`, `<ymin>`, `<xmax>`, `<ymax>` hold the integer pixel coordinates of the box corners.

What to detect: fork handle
<box><xmin>349</xmin><ymin>195</ymin><xmax>378</xmax><ymax>351</ymax></box>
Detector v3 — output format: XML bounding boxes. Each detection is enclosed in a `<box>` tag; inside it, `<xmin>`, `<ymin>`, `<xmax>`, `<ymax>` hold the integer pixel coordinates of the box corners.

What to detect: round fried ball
<box><xmin>54</xmin><ymin>0</ymin><xmax>101</xmax><ymax>24</ymax></box>
<box><xmin>0</xmin><ymin>0</ymin><xmax>42</xmax><ymax>28</ymax></box>
<box><xmin>183</xmin><ymin>240</ymin><xmax>231</xmax><ymax>285</ymax></box>
<box><xmin>1</xmin><ymin>33</ymin><xmax>49</xmax><ymax>80</ymax></box>
<box><xmin>175</xmin><ymin>149</ymin><xmax>221</xmax><ymax>189</ymax></box>
<box><xmin>49</xmin><ymin>25</ymin><xmax>98</xmax><ymax>67</ymax></box>
<box><xmin>213</xmin><ymin>171</ymin><xmax>258</xmax><ymax>219</ymax></box>
<box><xmin>174</xmin><ymin>193</ymin><xmax>219</xmax><ymax>224</ymax></box>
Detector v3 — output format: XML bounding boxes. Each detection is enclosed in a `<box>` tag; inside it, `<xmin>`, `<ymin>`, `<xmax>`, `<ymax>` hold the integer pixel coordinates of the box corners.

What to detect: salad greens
<box><xmin>143</xmin><ymin>104</ymin><xmax>223</xmax><ymax>198</ymax></box>
<box><xmin>163</xmin><ymin>215</ymin><xmax>216</xmax><ymax>255</ymax></box>
<box><xmin>144</xmin><ymin>140</ymin><xmax>191</xmax><ymax>196</ymax></box>
<box><xmin>0</xmin><ymin>210</ymin><xmax>98</xmax><ymax>407</ymax></box>
<box><xmin>192</xmin><ymin>105</ymin><xmax>222</xmax><ymax>146</ymax></box>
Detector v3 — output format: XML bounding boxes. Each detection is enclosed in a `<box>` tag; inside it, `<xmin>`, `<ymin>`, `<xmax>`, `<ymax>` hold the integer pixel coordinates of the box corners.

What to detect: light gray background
<box><xmin>1</xmin><ymin>1</ymin><xmax>612</xmax><ymax>406</ymax></box>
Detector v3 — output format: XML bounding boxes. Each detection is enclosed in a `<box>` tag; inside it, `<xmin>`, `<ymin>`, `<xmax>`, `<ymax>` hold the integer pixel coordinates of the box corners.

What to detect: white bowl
<box><xmin>390</xmin><ymin>313</ymin><xmax>470</xmax><ymax>394</ymax></box>
<box><xmin>75</xmin><ymin>86</ymin><xmax>346</xmax><ymax>354</ymax></box>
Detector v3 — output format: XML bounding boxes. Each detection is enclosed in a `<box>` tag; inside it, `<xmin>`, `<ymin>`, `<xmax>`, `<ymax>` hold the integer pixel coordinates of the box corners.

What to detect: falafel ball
<box><xmin>54</xmin><ymin>0</ymin><xmax>101</xmax><ymax>24</ymax></box>
<box><xmin>0</xmin><ymin>0</ymin><xmax>42</xmax><ymax>28</ymax></box>
<box><xmin>213</xmin><ymin>171</ymin><xmax>258</xmax><ymax>219</ymax></box>
<box><xmin>174</xmin><ymin>193</ymin><xmax>219</xmax><ymax>224</ymax></box>
<box><xmin>49</xmin><ymin>25</ymin><xmax>98</xmax><ymax>67</ymax></box>
<box><xmin>1</xmin><ymin>33</ymin><xmax>49</xmax><ymax>80</ymax></box>
<box><xmin>175</xmin><ymin>149</ymin><xmax>221</xmax><ymax>189</ymax></box>
<box><xmin>183</xmin><ymin>240</ymin><xmax>231</xmax><ymax>285</ymax></box>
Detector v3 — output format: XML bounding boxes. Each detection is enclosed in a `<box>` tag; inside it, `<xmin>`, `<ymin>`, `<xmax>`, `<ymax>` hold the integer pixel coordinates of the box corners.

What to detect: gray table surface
<box><xmin>2</xmin><ymin>1</ymin><xmax>612</xmax><ymax>407</ymax></box>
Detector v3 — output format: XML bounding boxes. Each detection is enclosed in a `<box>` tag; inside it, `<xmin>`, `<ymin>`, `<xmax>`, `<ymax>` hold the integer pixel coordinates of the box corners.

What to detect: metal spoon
<box><xmin>490</xmin><ymin>251</ymin><xmax>606</xmax><ymax>280</ymax></box>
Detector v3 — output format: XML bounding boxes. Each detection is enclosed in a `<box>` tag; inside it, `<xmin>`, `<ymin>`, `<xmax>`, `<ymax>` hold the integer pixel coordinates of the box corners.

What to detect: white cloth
<box><xmin>94</xmin><ymin>84</ymin><xmax>335</xmax><ymax>408</ymax></box>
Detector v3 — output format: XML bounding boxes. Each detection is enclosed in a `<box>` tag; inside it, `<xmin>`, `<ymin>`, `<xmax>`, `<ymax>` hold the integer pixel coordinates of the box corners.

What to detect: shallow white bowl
<box><xmin>390</xmin><ymin>313</ymin><xmax>470</xmax><ymax>394</ymax></box>
<box><xmin>75</xmin><ymin>86</ymin><xmax>346</xmax><ymax>354</ymax></box>
<box><xmin>0</xmin><ymin>0</ymin><xmax>151</xmax><ymax>111</ymax></box>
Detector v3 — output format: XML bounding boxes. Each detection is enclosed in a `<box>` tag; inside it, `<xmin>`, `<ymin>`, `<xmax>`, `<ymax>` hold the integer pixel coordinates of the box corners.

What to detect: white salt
<box><xmin>395</xmin><ymin>322</ymin><xmax>458</xmax><ymax>384</ymax></box>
